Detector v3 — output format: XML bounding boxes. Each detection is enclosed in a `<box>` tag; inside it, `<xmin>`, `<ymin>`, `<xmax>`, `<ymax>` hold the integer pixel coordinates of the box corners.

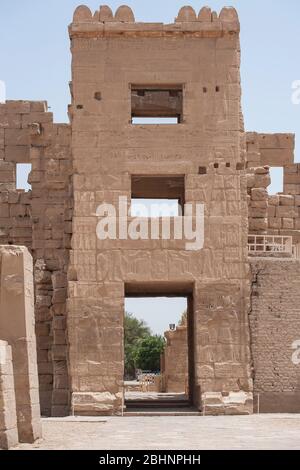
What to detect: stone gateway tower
<box><xmin>68</xmin><ymin>5</ymin><xmax>252</xmax><ymax>415</ymax></box>
<box><xmin>1</xmin><ymin>5</ymin><xmax>300</xmax><ymax>418</ymax></box>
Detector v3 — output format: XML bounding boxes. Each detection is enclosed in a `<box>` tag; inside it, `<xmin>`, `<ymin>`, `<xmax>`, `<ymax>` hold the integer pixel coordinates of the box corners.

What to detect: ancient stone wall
<box><xmin>246</xmin><ymin>132</ymin><xmax>295</xmax><ymax>169</ymax></box>
<box><xmin>250</xmin><ymin>259</ymin><xmax>300</xmax><ymax>413</ymax></box>
<box><xmin>246</xmin><ymin>133</ymin><xmax>300</xmax><ymax>243</ymax></box>
<box><xmin>268</xmin><ymin>194</ymin><xmax>300</xmax><ymax>235</ymax></box>
<box><xmin>0</xmin><ymin>184</ymin><xmax>32</xmax><ymax>247</ymax></box>
<box><xmin>30</xmin><ymin>122</ymin><xmax>71</xmax><ymax>417</ymax></box>
<box><xmin>161</xmin><ymin>326</ymin><xmax>188</xmax><ymax>393</ymax></box>
<box><xmin>0</xmin><ymin>340</ymin><xmax>18</xmax><ymax>449</ymax></box>
<box><xmin>284</xmin><ymin>163</ymin><xmax>300</xmax><ymax>196</ymax></box>
<box><xmin>246</xmin><ymin>167</ymin><xmax>270</xmax><ymax>234</ymax></box>
<box><xmin>0</xmin><ymin>100</ymin><xmax>39</xmax><ymax>165</ymax></box>
<box><xmin>0</xmin><ymin>102</ymin><xmax>72</xmax><ymax>417</ymax></box>
<box><xmin>0</xmin><ymin>101</ymin><xmax>35</xmax><ymax>247</ymax></box>
<box><xmin>0</xmin><ymin>246</ymin><xmax>41</xmax><ymax>442</ymax></box>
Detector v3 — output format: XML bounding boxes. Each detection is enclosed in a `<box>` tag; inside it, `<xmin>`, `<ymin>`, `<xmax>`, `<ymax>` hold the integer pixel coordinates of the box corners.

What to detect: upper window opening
<box><xmin>16</xmin><ymin>163</ymin><xmax>32</xmax><ymax>192</ymax></box>
<box><xmin>131</xmin><ymin>85</ymin><xmax>183</xmax><ymax>124</ymax></box>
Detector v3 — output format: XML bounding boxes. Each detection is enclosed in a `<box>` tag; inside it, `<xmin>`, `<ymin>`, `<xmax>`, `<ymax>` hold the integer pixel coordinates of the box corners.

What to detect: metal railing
<box><xmin>248</xmin><ymin>234</ymin><xmax>294</xmax><ymax>257</ymax></box>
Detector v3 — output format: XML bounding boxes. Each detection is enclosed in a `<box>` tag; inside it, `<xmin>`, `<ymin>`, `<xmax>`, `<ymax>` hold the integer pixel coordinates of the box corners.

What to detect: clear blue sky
<box><xmin>1</xmin><ymin>1</ymin><xmax>299</xmax><ymax>333</ymax></box>
<box><xmin>1</xmin><ymin>0</ymin><xmax>299</xmax><ymax>190</ymax></box>
<box><xmin>0</xmin><ymin>0</ymin><xmax>299</xmax><ymax>141</ymax></box>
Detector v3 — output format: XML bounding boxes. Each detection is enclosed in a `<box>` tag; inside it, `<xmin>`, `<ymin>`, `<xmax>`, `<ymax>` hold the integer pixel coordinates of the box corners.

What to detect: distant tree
<box><xmin>133</xmin><ymin>335</ymin><xmax>165</xmax><ymax>372</ymax></box>
<box><xmin>124</xmin><ymin>313</ymin><xmax>151</xmax><ymax>378</ymax></box>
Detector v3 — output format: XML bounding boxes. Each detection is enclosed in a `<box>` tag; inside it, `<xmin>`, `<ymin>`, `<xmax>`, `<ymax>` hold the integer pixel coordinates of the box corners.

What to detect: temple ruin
<box><xmin>1</xmin><ymin>4</ymin><xmax>300</xmax><ymax>432</ymax></box>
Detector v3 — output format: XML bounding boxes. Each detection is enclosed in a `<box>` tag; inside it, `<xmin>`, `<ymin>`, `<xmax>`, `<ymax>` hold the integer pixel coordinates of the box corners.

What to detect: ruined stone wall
<box><xmin>68</xmin><ymin>5</ymin><xmax>253</xmax><ymax>416</ymax></box>
<box><xmin>0</xmin><ymin>100</ymin><xmax>39</xmax><ymax>165</ymax></box>
<box><xmin>246</xmin><ymin>132</ymin><xmax>295</xmax><ymax>169</ymax></box>
<box><xmin>268</xmin><ymin>194</ymin><xmax>300</xmax><ymax>235</ymax></box>
<box><xmin>268</xmin><ymin>164</ymin><xmax>300</xmax><ymax>243</ymax></box>
<box><xmin>0</xmin><ymin>101</ymin><xmax>72</xmax><ymax>417</ymax></box>
<box><xmin>246</xmin><ymin>167</ymin><xmax>270</xmax><ymax>233</ymax></box>
<box><xmin>0</xmin><ymin>101</ymin><xmax>36</xmax><ymax>247</ymax></box>
<box><xmin>284</xmin><ymin>163</ymin><xmax>300</xmax><ymax>196</ymax></box>
<box><xmin>30</xmin><ymin>122</ymin><xmax>72</xmax><ymax>417</ymax></box>
<box><xmin>250</xmin><ymin>259</ymin><xmax>300</xmax><ymax>413</ymax></box>
<box><xmin>0</xmin><ymin>186</ymin><xmax>32</xmax><ymax>247</ymax></box>
<box><xmin>161</xmin><ymin>326</ymin><xmax>188</xmax><ymax>393</ymax></box>
<box><xmin>246</xmin><ymin>132</ymin><xmax>300</xmax><ymax>243</ymax></box>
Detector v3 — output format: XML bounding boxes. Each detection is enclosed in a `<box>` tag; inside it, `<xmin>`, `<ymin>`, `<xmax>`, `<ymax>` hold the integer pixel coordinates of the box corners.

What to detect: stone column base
<box><xmin>202</xmin><ymin>392</ymin><xmax>253</xmax><ymax>416</ymax></box>
<box><xmin>71</xmin><ymin>392</ymin><xmax>122</xmax><ymax>416</ymax></box>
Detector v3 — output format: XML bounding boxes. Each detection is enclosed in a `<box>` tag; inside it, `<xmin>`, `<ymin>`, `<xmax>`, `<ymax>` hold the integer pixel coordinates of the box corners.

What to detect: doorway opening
<box><xmin>123</xmin><ymin>283</ymin><xmax>195</xmax><ymax>413</ymax></box>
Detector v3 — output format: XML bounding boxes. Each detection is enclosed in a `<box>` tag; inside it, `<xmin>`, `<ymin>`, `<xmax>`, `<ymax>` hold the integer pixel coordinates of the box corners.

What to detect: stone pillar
<box><xmin>162</xmin><ymin>326</ymin><xmax>188</xmax><ymax>393</ymax></box>
<box><xmin>0</xmin><ymin>246</ymin><xmax>42</xmax><ymax>442</ymax></box>
<box><xmin>194</xmin><ymin>282</ymin><xmax>253</xmax><ymax>415</ymax></box>
<box><xmin>0</xmin><ymin>341</ymin><xmax>18</xmax><ymax>449</ymax></box>
<box><xmin>68</xmin><ymin>291</ymin><xmax>124</xmax><ymax>416</ymax></box>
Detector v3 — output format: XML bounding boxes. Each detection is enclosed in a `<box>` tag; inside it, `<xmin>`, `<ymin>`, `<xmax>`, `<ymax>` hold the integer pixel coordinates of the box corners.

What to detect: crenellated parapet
<box><xmin>70</xmin><ymin>4</ymin><xmax>240</xmax><ymax>38</ymax></box>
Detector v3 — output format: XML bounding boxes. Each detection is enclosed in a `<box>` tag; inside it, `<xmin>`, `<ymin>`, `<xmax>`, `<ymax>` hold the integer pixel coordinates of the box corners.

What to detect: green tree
<box><xmin>124</xmin><ymin>313</ymin><xmax>151</xmax><ymax>378</ymax></box>
<box><xmin>133</xmin><ymin>335</ymin><xmax>165</xmax><ymax>372</ymax></box>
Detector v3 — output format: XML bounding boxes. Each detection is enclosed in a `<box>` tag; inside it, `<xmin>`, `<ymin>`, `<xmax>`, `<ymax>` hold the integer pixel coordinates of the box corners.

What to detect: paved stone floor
<box><xmin>14</xmin><ymin>415</ymin><xmax>300</xmax><ymax>450</ymax></box>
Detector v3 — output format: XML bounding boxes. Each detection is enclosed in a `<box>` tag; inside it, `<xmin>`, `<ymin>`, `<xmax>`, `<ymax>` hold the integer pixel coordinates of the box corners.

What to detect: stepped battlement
<box><xmin>70</xmin><ymin>5</ymin><xmax>240</xmax><ymax>38</ymax></box>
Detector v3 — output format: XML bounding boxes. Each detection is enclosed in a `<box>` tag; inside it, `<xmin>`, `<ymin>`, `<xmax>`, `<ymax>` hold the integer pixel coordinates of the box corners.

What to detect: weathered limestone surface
<box><xmin>0</xmin><ymin>187</ymin><xmax>32</xmax><ymax>247</ymax></box>
<box><xmin>246</xmin><ymin>132</ymin><xmax>295</xmax><ymax>168</ymax></box>
<box><xmin>247</xmin><ymin>166</ymin><xmax>270</xmax><ymax>234</ymax></box>
<box><xmin>245</xmin><ymin>133</ymin><xmax>300</xmax><ymax>243</ymax></box>
<box><xmin>0</xmin><ymin>101</ymin><xmax>71</xmax><ymax>417</ymax></box>
<box><xmin>0</xmin><ymin>341</ymin><xmax>18</xmax><ymax>449</ymax></box>
<box><xmin>250</xmin><ymin>259</ymin><xmax>300</xmax><ymax>413</ymax></box>
<box><xmin>0</xmin><ymin>246</ymin><xmax>41</xmax><ymax>442</ymax></box>
<box><xmin>30</xmin><ymin>122</ymin><xmax>71</xmax><ymax>417</ymax></box>
<box><xmin>267</xmin><ymin>193</ymin><xmax>300</xmax><ymax>239</ymax></box>
<box><xmin>0</xmin><ymin>100</ymin><xmax>36</xmax><ymax>247</ymax></box>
